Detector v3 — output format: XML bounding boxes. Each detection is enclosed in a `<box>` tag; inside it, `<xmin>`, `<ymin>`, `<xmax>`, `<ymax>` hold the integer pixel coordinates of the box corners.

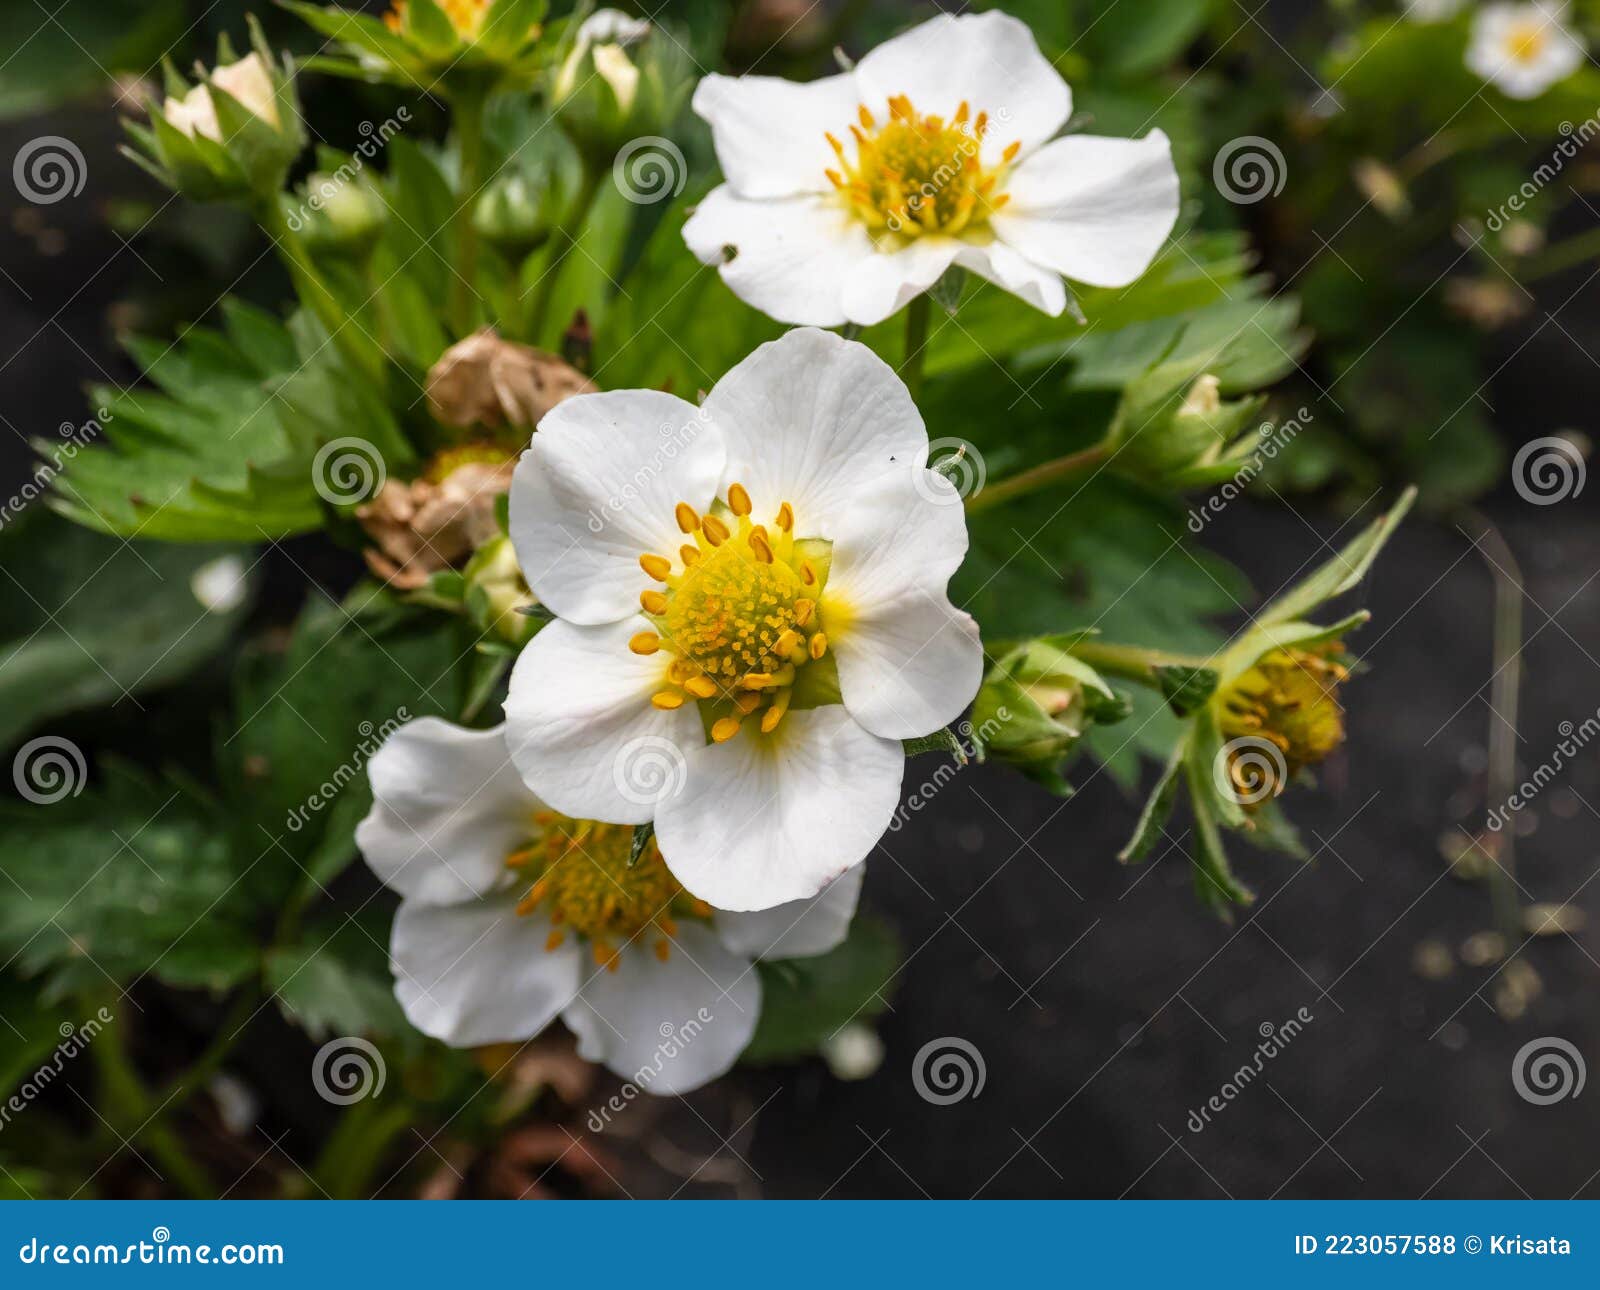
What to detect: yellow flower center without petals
<box><xmin>633</xmin><ymin>483</ymin><xmax>832</xmax><ymax>745</ymax></box>
<box><xmin>1505</xmin><ymin>20</ymin><xmax>1550</xmax><ymax>64</ymax></box>
<box><xmin>507</xmin><ymin>814</ymin><xmax>711</xmax><ymax>971</ymax></box>
<box><xmin>826</xmin><ymin>96</ymin><xmax>1020</xmax><ymax>238</ymax></box>
<box><xmin>1217</xmin><ymin>647</ymin><xmax>1348</xmax><ymax>810</ymax></box>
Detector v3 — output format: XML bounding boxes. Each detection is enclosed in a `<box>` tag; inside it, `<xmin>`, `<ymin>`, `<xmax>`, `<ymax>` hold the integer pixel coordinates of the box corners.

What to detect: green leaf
<box><xmin>629</xmin><ymin>821</ymin><xmax>654</xmax><ymax>868</ymax></box>
<box><xmin>0</xmin><ymin>510</ymin><xmax>250</xmax><ymax>748</ymax></box>
<box><xmin>1183</xmin><ymin>756</ymin><xmax>1254</xmax><ymax>916</ymax></box>
<box><xmin>1118</xmin><ymin>741</ymin><xmax>1186</xmax><ymax>865</ymax></box>
<box><xmin>50</xmin><ymin>302</ymin><xmax>339</xmax><ymax>540</ymax></box>
<box><xmin>266</xmin><ymin>912</ymin><xmax>407</xmax><ymax>1041</ymax></box>
<box><xmin>0</xmin><ymin>766</ymin><xmax>259</xmax><ymax>999</ymax></box>
<box><xmin>221</xmin><ymin>595</ymin><xmax>480</xmax><ymax>903</ymax></box>
<box><xmin>743</xmin><ymin>918</ymin><xmax>900</xmax><ymax>1064</ymax></box>
<box><xmin>1255</xmin><ymin>487</ymin><xmax>1417</xmax><ymax>630</ymax></box>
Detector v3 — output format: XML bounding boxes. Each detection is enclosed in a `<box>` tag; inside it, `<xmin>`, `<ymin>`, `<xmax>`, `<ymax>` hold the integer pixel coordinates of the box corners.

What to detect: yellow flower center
<box><xmin>1505</xmin><ymin>20</ymin><xmax>1549</xmax><ymax>64</ymax></box>
<box><xmin>1217</xmin><ymin>647</ymin><xmax>1348</xmax><ymax>809</ymax></box>
<box><xmin>385</xmin><ymin>0</ymin><xmax>490</xmax><ymax>38</ymax></box>
<box><xmin>508</xmin><ymin>813</ymin><xmax>709</xmax><ymax>971</ymax></box>
<box><xmin>634</xmin><ymin>483</ymin><xmax>831</xmax><ymax>744</ymax></box>
<box><xmin>826</xmin><ymin>96</ymin><xmax>1019</xmax><ymax>238</ymax></box>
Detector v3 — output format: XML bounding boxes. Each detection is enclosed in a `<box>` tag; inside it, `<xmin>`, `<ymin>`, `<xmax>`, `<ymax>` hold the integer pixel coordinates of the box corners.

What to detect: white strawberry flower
<box><xmin>357</xmin><ymin>718</ymin><xmax>862</xmax><ymax>1093</ymax></box>
<box><xmin>1467</xmin><ymin>2</ymin><xmax>1584</xmax><ymax>99</ymax></box>
<box><xmin>681</xmin><ymin>10</ymin><xmax>1180</xmax><ymax>326</ymax></box>
<box><xmin>503</xmin><ymin>328</ymin><xmax>982</xmax><ymax>911</ymax></box>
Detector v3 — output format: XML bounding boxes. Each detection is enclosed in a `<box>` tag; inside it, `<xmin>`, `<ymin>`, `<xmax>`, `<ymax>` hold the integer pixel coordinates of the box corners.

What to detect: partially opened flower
<box><xmin>357</xmin><ymin>718</ymin><xmax>863</xmax><ymax>1092</ymax></box>
<box><xmin>682</xmin><ymin>10</ymin><xmax>1180</xmax><ymax>326</ymax></box>
<box><xmin>1467</xmin><ymin>2</ymin><xmax>1583</xmax><ymax>99</ymax></box>
<box><xmin>124</xmin><ymin>22</ymin><xmax>304</xmax><ymax>202</ymax></box>
<box><xmin>504</xmin><ymin>327</ymin><xmax>983</xmax><ymax>911</ymax></box>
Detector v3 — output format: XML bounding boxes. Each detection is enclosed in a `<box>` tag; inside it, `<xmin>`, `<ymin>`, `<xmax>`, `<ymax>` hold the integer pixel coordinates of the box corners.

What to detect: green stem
<box><xmin>1068</xmin><ymin>639</ymin><xmax>1213</xmax><ymax>688</ymax></box>
<box><xmin>312</xmin><ymin>1092</ymin><xmax>418</xmax><ymax>1199</ymax></box>
<box><xmin>1461</xmin><ymin>508</ymin><xmax>1525</xmax><ymax>943</ymax></box>
<box><xmin>900</xmin><ymin>292</ymin><xmax>931</xmax><ymax>402</ymax></box>
<box><xmin>90</xmin><ymin>1008</ymin><xmax>213</xmax><ymax>1198</ymax></box>
<box><xmin>450</xmin><ymin>85</ymin><xmax>489</xmax><ymax>335</ymax></box>
<box><xmin>151</xmin><ymin>987</ymin><xmax>262</xmax><ymax>1117</ymax></box>
<box><xmin>527</xmin><ymin>164</ymin><xmax>604</xmax><ymax>345</ymax></box>
<box><xmin>259</xmin><ymin>198</ymin><xmax>382</xmax><ymax>384</ymax></box>
<box><xmin>963</xmin><ymin>442</ymin><xmax>1110</xmax><ymax>516</ymax></box>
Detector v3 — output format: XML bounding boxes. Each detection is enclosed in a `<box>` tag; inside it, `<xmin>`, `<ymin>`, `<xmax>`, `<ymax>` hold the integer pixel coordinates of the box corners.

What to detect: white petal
<box><xmin>716</xmin><ymin>862</ymin><xmax>863</xmax><ymax>960</ymax></box>
<box><xmin>954</xmin><ymin>239</ymin><xmax>1067</xmax><ymax>316</ymax></box>
<box><xmin>700</xmin><ymin>327</ymin><xmax>928</xmax><ymax>539</ymax></box>
<box><xmin>391</xmin><ymin>898</ymin><xmax>580</xmax><ymax>1048</ymax></box>
<box><xmin>990</xmin><ymin>131</ymin><xmax>1179</xmax><ymax>288</ymax></box>
<box><xmin>853</xmin><ymin>11</ymin><xmax>1072</xmax><ymax>168</ymax></box>
<box><xmin>837</xmin><ymin>236</ymin><xmax>961</xmax><ymax>327</ymax></box>
<box><xmin>655</xmin><ymin>707</ymin><xmax>903</xmax><ymax>911</ymax></box>
<box><xmin>683</xmin><ymin>186</ymin><xmax>873</xmax><ymax>327</ymax></box>
<box><xmin>508</xmin><ymin>388</ymin><xmax>723</xmax><ymax>626</ymax></box>
<box><xmin>504</xmin><ymin>617</ymin><xmax>704</xmax><ymax>825</ymax></box>
<box><xmin>562</xmin><ymin>922</ymin><xmax>760</xmax><ymax>1095</ymax></box>
<box><xmin>692</xmin><ymin>71</ymin><xmax>863</xmax><ymax>199</ymax></box>
<box><xmin>830</xmin><ymin>587</ymin><xmax>984</xmax><ymax>740</ymax></box>
<box><xmin>356</xmin><ymin>719</ymin><xmax>532</xmax><ymax>907</ymax></box>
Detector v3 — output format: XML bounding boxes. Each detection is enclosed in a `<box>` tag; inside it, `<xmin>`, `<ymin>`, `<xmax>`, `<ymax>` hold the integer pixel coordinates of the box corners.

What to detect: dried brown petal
<box><xmin>426</xmin><ymin>328</ymin><xmax>596</xmax><ymax>431</ymax></box>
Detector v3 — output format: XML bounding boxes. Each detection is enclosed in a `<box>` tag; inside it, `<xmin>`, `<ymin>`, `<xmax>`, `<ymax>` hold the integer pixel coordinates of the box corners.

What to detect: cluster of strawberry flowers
<box><xmin>111</xmin><ymin>3</ymin><xmax>1411</xmax><ymax>1098</ymax></box>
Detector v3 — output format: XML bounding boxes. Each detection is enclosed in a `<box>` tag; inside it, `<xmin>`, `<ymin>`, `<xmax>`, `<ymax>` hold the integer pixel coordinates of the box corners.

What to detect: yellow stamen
<box><xmin>680</xmin><ymin>543</ymin><xmax>700</xmax><ymax>566</ymax></box>
<box><xmin>712</xmin><ymin>716</ymin><xmax>742</xmax><ymax>742</ymax></box>
<box><xmin>640</xmin><ymin>553</ymin><xmax>672</xmax><ymax>581</ymax></box>
<box><xmin>776</xmin><ymin>501</ymin><xmax>794</xmax><ymax>532</ymax></box>
<box><xmin>727</xmin><ymin>482</ymin><xmax>752</xmax><ymax>516</ymax></box>
<box><xmin>629</xmin><ymin>631</ymin><xmax>660</xmax><ymax>655</ymax></box>
<box><xmin>640</xmin><ymin>589</ymin><xmax>668</xmax><ymax>615</ymax></box>
<box><xmin>675</xmin><ymin>502</ymin><xmax>700</xmax><ymax>533</ymax></box>
<box><xmin>810</xmin><ymin>632</ymin><xmax>828</xmax><ymax>660</ymax></box>
<box><xmin>684</xmin><ymin>675</ymin><xmax>718</xmax><ymax>699</ymax></box>
<box><xmin>702</xmin><ymin>514</ymin><xmax>730</xmax><ymax>545</ymax></box>
<box><xmin>651</xmin><ymin>690</ymin><xmax>685</xmax><ymax>710</ymax></box>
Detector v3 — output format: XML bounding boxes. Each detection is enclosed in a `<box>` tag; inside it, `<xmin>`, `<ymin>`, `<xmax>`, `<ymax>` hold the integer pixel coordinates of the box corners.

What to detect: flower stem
<box><xmin>900</xmin><ymin>292</ymin><xmax>931</xmax><ymax>401</ymax></box>
<box><xmin>258</xmin><ymin>198</ymin><xmax>383</xmax><ymax>384</ymax></box>
<box><xmin>527</xmin><ymin>164</ymin><xmax>605</xmax><ymax>345</ymax></box>
<box><xmin>90</xmin><ymin>1005</ymin><xmax>214</xmax><ymax>1198</ymax></box>
<box><xmin>450</xmin><ymin>83</ymin><xmax>489</xmax><ymax>335</ymax></box>
<box><xmin>1068</xmin><ymin>639</ymin><xmax>1213</xmax><ymax>688</ymax></box>
<box><xmin>963</xmin><ymin>442</ymin><xmax>1110</xmax><ymax>516</ymax></box>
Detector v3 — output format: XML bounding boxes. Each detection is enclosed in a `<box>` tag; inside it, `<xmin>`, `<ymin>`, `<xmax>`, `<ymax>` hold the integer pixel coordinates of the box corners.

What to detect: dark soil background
<box><xmin>4</xmin><ymin>42</ymin><xmax>1599</xmax><ymax>1199</ymax></box>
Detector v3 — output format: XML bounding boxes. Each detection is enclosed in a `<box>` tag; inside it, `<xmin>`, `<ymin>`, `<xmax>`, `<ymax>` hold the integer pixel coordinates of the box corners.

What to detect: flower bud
<box><xmin>549</xmin><ymin>11</ymin><xmax>691</xmax><ymax>163</ymax></box>
<box><xmin>295</xmin><ymin>172</ymin><xmax>388</xmax><ymax>258</ymax></box>
<box><xmin>127</xmin><ymin>23</ymin><xmax>304</xmax><ymax>202</ymax></box>
<box><xmin>972</xmin><ymin>638</ymin><xmax>1124</xmax><ymax>792</ymax></box>
<box><xmin>1107</xmin><ymin>364</ymin><xmax>1265</xmax><ymax>489</ymax></box>
<box><xmin>473</xmin><ymin>171</ymin><xmax>556</xmax><ymax>262</ymax></box>
<box><xmin>465</xmin><ymin>534</ymin><xmax>538</xmax><ymax>645</ymax></box>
